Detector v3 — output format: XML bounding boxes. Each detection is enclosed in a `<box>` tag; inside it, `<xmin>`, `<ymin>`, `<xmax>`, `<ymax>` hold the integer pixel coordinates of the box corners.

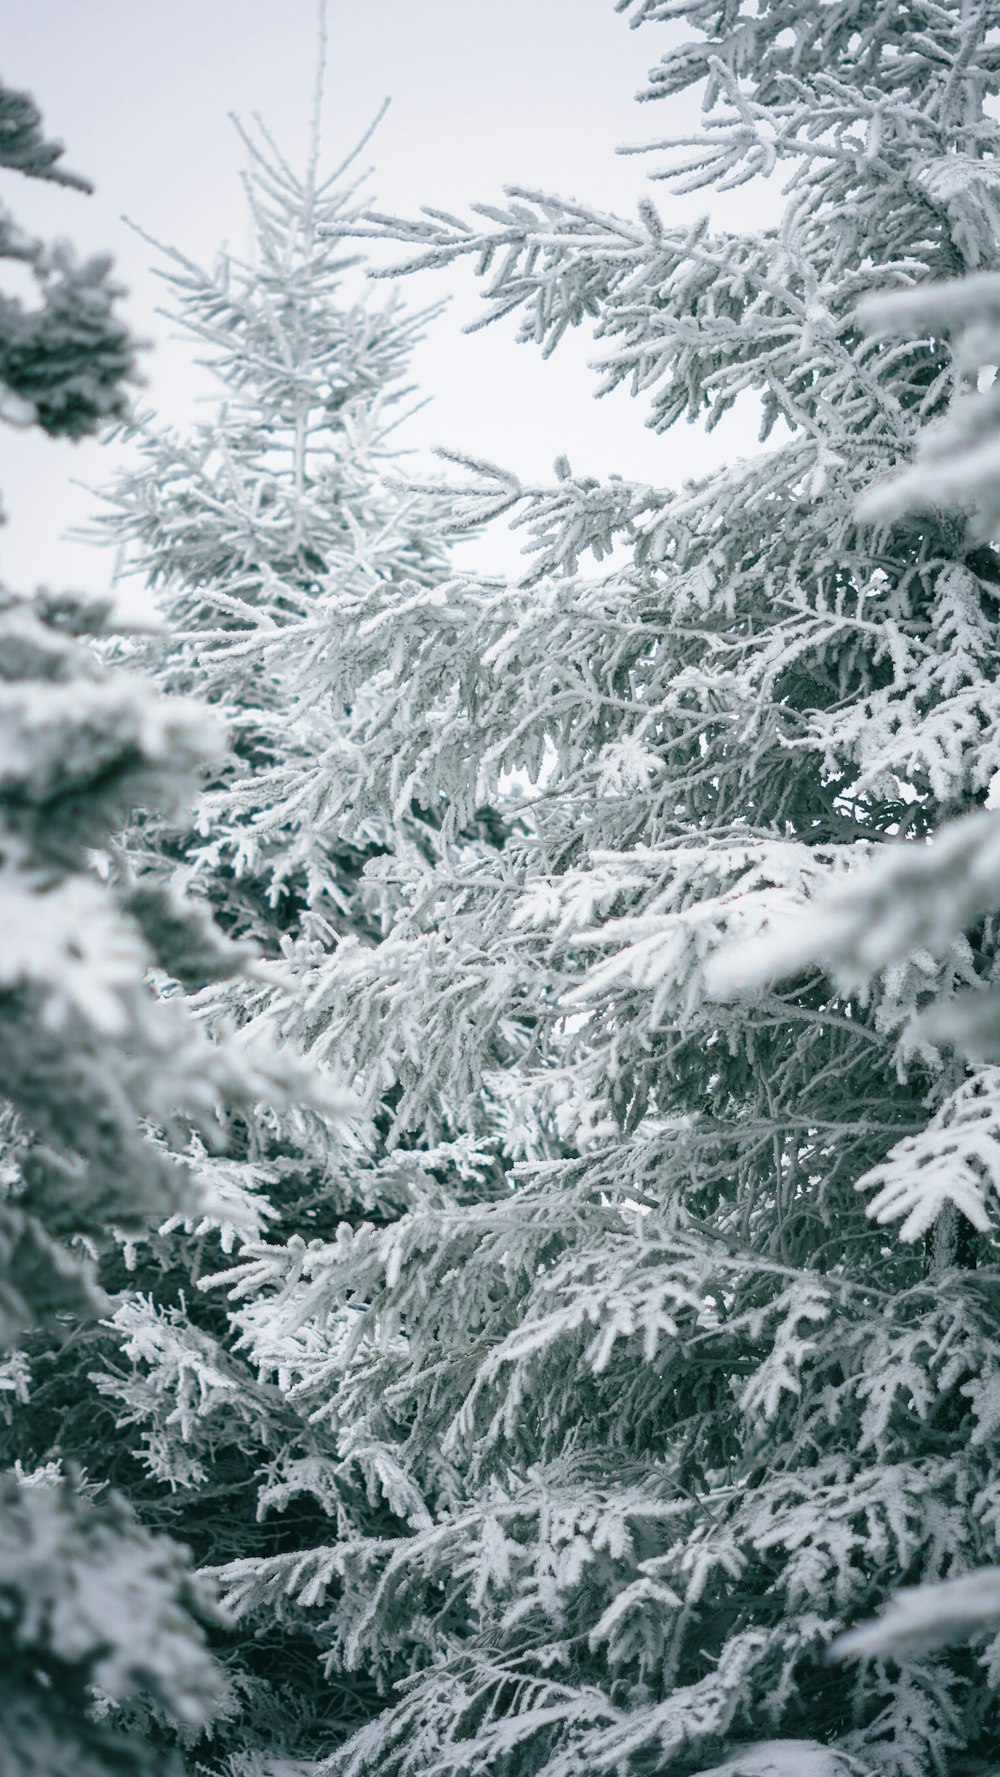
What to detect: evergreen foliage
<box><xmin>715</xmin><ymin>261</ymin><xmax>1000</xmax><ymax>1062</ymax></box>
<box><xmin>8</xmin><ymin>63</ymin><xmax>502</xmax><ymax>1773</ymax></box>
<box><xmin>0</xmin><ymin>82</ymin><xmax>134</xmax><ymax>439</ymax></box>
<box><xmin>11</xmin><ymin>4</ymin><xmax>1000</xmax><ymax>1775</ymax></box>
<box><xmin>167</xmin><ymin>4</ymin><xmax>1000</xmax><ymax>1774</ymax></box>
<box><xmin>719</xmin><ymin>185</ymin><xmax>1000</xmax><ymax>1667</ymax></box>
<box><xmin>107</xmin><ymin>104</ymin><xmax>455</xmax><ymax>957</ymax></box>
<box><xmin>0</xmin><ymin>77</ymin><xmax>287</xmax><ymax>1777</ymax></box>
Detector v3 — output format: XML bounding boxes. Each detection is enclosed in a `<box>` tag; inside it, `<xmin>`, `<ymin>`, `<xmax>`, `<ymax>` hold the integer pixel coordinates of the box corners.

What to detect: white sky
<box><xmin>1</xmin><ymin>0</ymin><xmax>776</xmax><ymax>599</ymax></box>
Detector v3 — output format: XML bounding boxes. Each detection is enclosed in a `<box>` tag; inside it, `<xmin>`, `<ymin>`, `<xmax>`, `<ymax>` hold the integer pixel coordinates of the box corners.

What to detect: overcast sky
<box><xmin>2</xmin><ymin>0</ymin><xmax>774</xmax><ymax>598</ymax></box>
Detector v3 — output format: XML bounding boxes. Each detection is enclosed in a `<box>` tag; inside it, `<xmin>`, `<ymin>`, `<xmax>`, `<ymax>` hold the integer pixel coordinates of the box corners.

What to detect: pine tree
<box><xmin>108</xmin><ymin>111</ymin><xmax>453</xmax><ymax>956</ymax></box>
<box><xmin>185</xmin><ymin>5</ymin><xmax>1000</xmax><ymax>1775</ymax></box>
<box><xmin>0</xmin><ymin>79</ymin><xmax>297</xmax><ymax>1777</ymax></box>
<box><xmin>716</xmin><ymin>189</ymin><xmax>1000</xmax><ymax>1666</ymax></box>
<box><xmin>9</xmin><ymin>58</ymin><xmax>504</xmax><ymax>1773</ymax></box>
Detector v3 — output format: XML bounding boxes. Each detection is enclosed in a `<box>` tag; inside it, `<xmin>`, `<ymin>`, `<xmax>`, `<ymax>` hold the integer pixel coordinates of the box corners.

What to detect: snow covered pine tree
<box><xmin>715</xmin><ymin>126</ymin><xmax>1000</xmax><ymax>1673</ymax></box>
<box><xmin>167</xmin><ymin>4</ymin><xmax>1000</xmax><ymax>1775</ymax></box>
<box><xmin>7</xmin><ymin>61</ymin><xmax>506</xmax><ymax>1773</ymax></box>
<box><xmin>0</xmin><ymin>78</ymin><xmax>304</xmax><ymax>1777</ymax></box>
